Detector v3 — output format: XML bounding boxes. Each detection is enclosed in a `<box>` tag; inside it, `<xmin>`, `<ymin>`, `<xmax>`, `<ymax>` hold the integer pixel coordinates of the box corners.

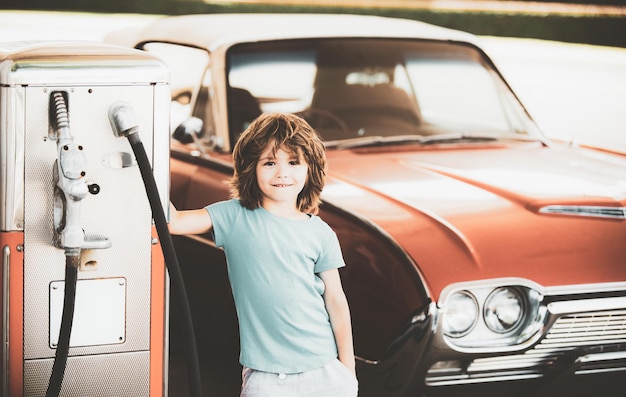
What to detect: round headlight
<box><xmin>442</xmin><ymin>291</ymin><xmax>478</xmax><ymax>337</ymax></box>
<box><xmin>484</xmin><ymin>287</ymin><xmax>525</xmax><ymax>333</ymax></box>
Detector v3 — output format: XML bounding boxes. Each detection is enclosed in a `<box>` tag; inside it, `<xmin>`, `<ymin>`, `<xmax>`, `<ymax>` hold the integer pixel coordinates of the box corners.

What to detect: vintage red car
<box><xmin>108</xmin><ymin>13</ymin><xmax>626</xmax><ymax>396</ymax></box>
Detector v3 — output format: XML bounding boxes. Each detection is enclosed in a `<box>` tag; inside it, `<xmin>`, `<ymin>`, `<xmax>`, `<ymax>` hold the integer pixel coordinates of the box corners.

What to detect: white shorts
<box><xmin>240</xmin><ymin>358</ymin><xmax>359</xmax><ymax>397</ymax></box>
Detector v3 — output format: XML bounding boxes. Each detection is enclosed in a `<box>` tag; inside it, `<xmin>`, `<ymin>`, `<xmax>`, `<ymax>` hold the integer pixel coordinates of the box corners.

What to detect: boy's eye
<box><xmin>289</xmin><ymin>160</ymin><xmax>300</xmax><ymax>165</ymax></box>
<box><xmin>264</xmin><ymin>161</ymin><xmax>275</xmax><ymax>166</ymax></box>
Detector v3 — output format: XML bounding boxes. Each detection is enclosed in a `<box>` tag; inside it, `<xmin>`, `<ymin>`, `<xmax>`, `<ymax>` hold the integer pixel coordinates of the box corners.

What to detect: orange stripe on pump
<box><xmin>1</xmin><ymin>231</ymin><xmax>24</xmax><ymax>397</ymax></box>
<box><xmin>150</xmin><ymin>226</ymin><xmax>166</xmax><ymax>396</ymax></box>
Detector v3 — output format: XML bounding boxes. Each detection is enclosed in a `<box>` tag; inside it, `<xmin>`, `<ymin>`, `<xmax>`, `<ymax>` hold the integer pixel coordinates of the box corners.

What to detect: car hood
<box><xmin>322</xmin><ymin>142</ymin><xmax>626</xmax><ymax>299</ymax></box>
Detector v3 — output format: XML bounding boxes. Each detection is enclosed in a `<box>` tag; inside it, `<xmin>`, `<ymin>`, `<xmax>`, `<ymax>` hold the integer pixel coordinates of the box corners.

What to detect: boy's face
<box><xmin>256</xmin><ymin>144</ymin><xmax>308</xmax><ymax>209</ymax></box>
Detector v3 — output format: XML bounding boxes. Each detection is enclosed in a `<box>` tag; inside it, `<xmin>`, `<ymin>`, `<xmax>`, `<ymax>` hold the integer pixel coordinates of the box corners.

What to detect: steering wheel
<box><xmin>296</xmin><ymin>108</ymin><xmax>350</xmax><ymax>138</ymax></box>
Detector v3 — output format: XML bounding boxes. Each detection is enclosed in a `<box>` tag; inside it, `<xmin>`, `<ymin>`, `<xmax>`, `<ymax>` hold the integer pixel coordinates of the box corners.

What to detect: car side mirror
<box><xmin>172</xmin><ymin>116</ymin><xmax>204</xmax><ymax>144</ymax></box>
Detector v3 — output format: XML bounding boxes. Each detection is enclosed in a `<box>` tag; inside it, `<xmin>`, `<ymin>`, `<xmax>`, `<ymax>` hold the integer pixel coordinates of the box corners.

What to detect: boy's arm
<box><xmin>169</xmin><ymin>202</ymin><xmax>213</xmax><ymax>235</ymax></box>
<box><xmin>319</xmin><ymin>268</ymin><xmax>357</xmax><ymax>377</ymax></box>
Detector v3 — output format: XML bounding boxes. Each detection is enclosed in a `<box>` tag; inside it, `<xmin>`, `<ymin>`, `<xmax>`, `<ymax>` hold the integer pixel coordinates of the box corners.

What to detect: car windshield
<box><xmin>226</xmin><ymin>38</ymin><xmax>540</xmax><ymax>146</ymax></box>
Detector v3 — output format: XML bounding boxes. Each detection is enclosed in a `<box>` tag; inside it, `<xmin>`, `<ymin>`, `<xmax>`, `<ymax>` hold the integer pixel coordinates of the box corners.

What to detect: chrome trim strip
<box><xmin>0</xmin><ymin>85</ymin><xmax>25</xmax><ymax>231</ymax></box>
<box><xmin>543</xmin><ymin>281</ymin><xmax>626</xmax><ymax>296</ymax></box>
<box><xmin>2</xmin><ymin>245</ymin><xmax>10</xmax><ymax>397</ymax></box>
<box><xmin>1</xmin><ymin>44</ymin><xmax>169</xmax><ymax>86</ymax></box>
<box><xmin>575</xmin><ymin>351</ymin><xmax>626</xmax><ymax>375</ymax></box>
<box><xmin>152</xmin><ymin>83</ymin><xmax>172</xmax><ymax>220</ymax></box>
<box><xmin>576</xmin><ymin>367</ymin><xmax>626</xmax><ymax>375</ymax></box>
<box><xmin>548</xmin><ymin>297</ymin><xmax>626</xmax><ymax>315</ymax></box>
<box><xmin>439</xmin><ymin>278</ymin><xmax>626</xmax><ymax>306</ymax></box>
<box><xmin>539</xmin><ymin>205</ymin><xmax>626</xmax><ymax>219</ymax></box>
<box><xmin>439</xmin><ymin>277</ymin><xmax>544</xmax><ymax>306</ymax></box>
<box><xmin>577</xmin><ymin>351</ymin><xmax>626</xmax><ymax>364</ymax></box>
<box><xmin>426</xmin><ymin>373</ymin><xmax>542</xmax><ymax>386</ymax></box>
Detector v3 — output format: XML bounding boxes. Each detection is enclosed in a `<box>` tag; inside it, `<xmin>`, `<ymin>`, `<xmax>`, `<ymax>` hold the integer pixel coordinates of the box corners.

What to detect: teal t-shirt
<box><xmin>206</xmin><ymin>199</ymin><xmax>346</xmax><ymax>374</ymax></box>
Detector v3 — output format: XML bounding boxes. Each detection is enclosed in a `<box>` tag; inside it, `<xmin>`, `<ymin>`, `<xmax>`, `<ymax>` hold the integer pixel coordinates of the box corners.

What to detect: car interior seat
<box><xmin>228</xmin><ymin>87</ymin><xmax>262</xmax><ymax>141</ymax></box>
<box><xmin>310</xmin><ymin>82</ymin><xmax>421</xmax><ymax>138</ymax></box>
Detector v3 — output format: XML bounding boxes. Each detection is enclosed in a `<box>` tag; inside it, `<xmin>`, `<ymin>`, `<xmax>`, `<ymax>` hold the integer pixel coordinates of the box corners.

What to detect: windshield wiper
<box><xmin>325</xmin><ymin>133</ymin><xmax>500</xmax><ymax>149</ymax></box>
<box><xmin>324</xmin><ymin>132</ymin><xmax>545</xmax><ymax>150</ymax></box>
<box><xmin>325</xmin><ymin>135</ymin><xmax>427</xmax><ymax>150</ymax></box>
<box><xmin>417</xmin><ymin>133</ymin><xmax>498</xmax><ymax>145</ymax></box>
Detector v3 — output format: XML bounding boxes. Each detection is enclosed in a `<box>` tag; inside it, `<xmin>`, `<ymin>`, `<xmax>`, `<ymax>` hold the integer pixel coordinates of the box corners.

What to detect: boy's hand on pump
<box><xmin>169</xmin><ymin>202</ymin><xmax>213</xmax><ymax>235</ymax></box>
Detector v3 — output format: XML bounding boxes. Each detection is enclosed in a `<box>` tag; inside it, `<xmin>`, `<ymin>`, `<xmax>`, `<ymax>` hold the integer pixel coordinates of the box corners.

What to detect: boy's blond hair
<box><xmin>230</xmin><ymin>112</ymin><xmax>327</xmax><ymax>214</ymax></box>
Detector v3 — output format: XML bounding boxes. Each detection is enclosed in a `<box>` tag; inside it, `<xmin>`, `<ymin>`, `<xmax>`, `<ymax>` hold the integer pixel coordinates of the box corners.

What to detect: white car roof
<box><xmin>127</xmin><ymin>13</ymin><xmax>479</xmax><ymax>51</ymax></box>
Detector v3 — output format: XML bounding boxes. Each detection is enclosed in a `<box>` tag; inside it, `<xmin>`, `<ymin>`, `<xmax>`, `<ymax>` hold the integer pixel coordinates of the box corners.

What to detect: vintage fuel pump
<box><xmin>0</xmin><ymin>41</ymin><xmax>174</xmax><ymax>396</ymax></box>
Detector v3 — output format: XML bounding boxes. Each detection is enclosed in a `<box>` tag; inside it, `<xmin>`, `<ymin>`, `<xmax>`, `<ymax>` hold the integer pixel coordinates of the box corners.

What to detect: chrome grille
<box><xmin>427</xmin><ymin>308</ymin><xmax>626</xmax><ymax>386</ymax></box>
<box><xmin>540</xmin><ymin>309</ymin><xmax>626</xmax><ymax>348</ymax></box>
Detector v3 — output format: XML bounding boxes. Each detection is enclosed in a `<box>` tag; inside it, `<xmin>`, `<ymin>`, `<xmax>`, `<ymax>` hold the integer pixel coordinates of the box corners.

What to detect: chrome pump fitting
<box><xmin>108</xmin><ymin>101</ymin><xmax>139</xmax><ymax>140</ymax></box>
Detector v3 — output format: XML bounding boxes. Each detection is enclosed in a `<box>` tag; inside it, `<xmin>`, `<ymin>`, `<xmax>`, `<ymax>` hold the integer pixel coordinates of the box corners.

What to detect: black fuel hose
<box><xmin>46</xmin><ymin>254</ymin><xmax>79</xmax><ymax>397</ymax></box>
<box><xmin>46</xmin><ymin>91</ymin><xmax>81</xmax><ymax>397</ymax></box>
<box><xmin>127</xmin><ymin>132</ymin><xmax>203</xmax><ymax>397</ymax></box>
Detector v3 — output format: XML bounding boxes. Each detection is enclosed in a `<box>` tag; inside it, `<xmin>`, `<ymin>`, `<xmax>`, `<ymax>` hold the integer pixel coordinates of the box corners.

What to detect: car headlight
<box><xmin>483</xmin><ymin>287</ymin><xmax>524</xmax><ymax>333</ymax></box>
<box><xmin>439</xmin><ymin>280</ymin><xmax>545</xmax><ymax>351</ymax></box>
<box><xmin>442</xmin><ymin>291</ymin><xmax>478</xmax><ymax>337</ymax></box>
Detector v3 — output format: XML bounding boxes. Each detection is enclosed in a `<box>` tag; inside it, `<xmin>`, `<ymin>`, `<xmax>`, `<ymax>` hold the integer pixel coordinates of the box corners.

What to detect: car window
<box><xmin>229</xmin><ymin>49</ymin><xmax>317</xmax><ymax>113</ymax></box>
<box><xmin>406</xmin><ymin>51</ymin><xmax>508</xmax><ymax>133</ymax></box>
<box><xmin>141</xmin><ymin>42</ymin><xmax>211</xmax><ymax>133</ymax></box>
<box><xmin>227</xmin><ymin>39</ymin><xmax>538</xmax><ymax>144</ymax></box>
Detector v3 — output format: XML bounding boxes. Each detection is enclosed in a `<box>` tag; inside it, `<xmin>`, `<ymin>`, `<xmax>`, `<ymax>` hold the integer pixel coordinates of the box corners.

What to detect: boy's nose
<box><xmin>275</xmin><ymin>165</ymin><xmax>289</xmax><ymax>177</ymax></box>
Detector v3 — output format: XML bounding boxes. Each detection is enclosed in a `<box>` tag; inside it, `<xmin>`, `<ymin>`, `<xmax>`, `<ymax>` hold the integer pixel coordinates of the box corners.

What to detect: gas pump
<box><xmin>0</xmin><ymin>41</ymin><xmax>173</xmax><ymax>396</ymax></box>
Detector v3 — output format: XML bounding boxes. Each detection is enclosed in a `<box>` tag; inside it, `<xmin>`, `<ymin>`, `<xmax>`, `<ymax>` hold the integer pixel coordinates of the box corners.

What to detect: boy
<box><xmin>169</xmin><ymin>112</ymin><xmax>358</xmax><ymax>396</ymax></box>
